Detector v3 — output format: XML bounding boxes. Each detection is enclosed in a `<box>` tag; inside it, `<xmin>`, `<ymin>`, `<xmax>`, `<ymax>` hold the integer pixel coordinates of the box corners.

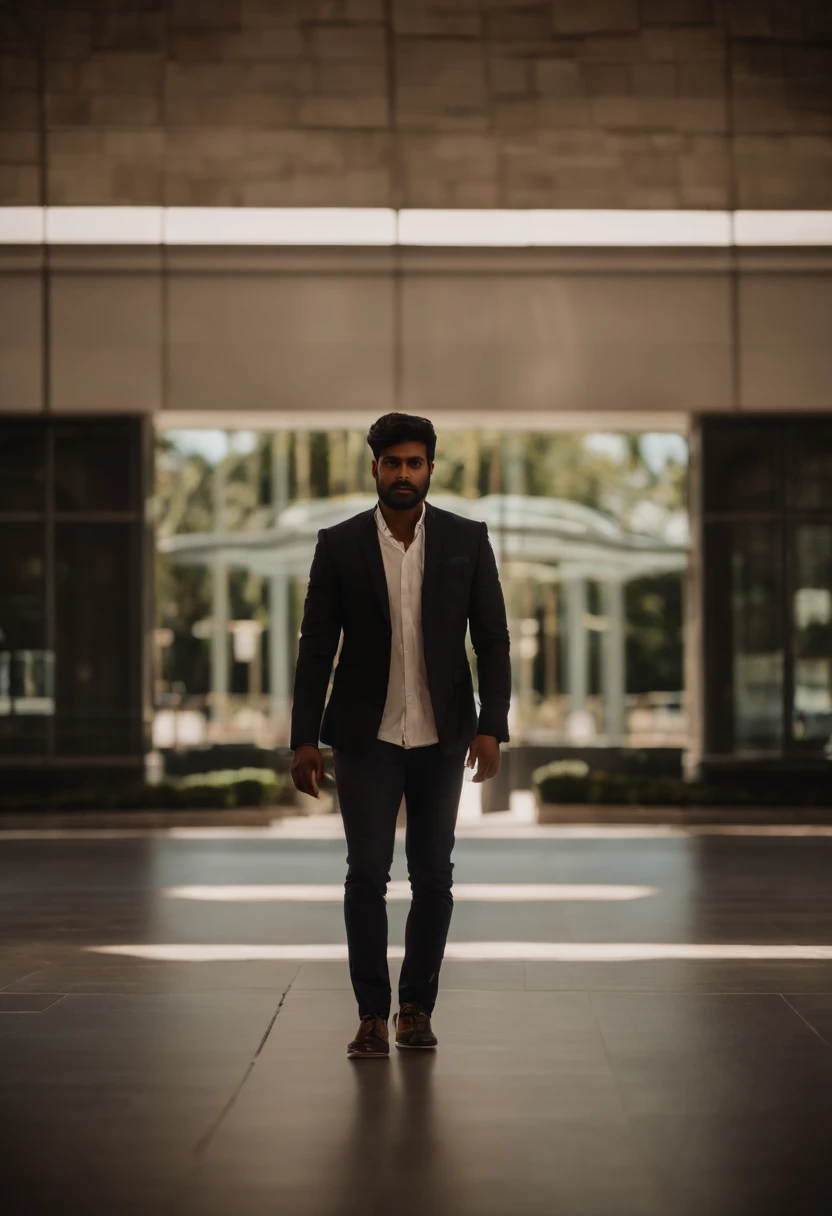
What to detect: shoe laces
<box><xmin>400</xmin><ymin>1002</ymin><xmax>430</xmax><ymax>1032</ymax></box>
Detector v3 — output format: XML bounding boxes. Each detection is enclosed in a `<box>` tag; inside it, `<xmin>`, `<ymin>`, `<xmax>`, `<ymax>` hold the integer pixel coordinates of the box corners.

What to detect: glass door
<box><xmin>791</xmin><ymin>523</ymin><xmax>832</xmax><ymax>754</ymax></box>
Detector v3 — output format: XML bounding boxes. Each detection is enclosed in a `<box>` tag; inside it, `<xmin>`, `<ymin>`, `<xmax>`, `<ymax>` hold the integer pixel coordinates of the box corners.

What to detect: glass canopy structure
<box><xmin>159</xmin><ymin>493</ymin><xmax>688</xmax><ymax>747</ymax></box>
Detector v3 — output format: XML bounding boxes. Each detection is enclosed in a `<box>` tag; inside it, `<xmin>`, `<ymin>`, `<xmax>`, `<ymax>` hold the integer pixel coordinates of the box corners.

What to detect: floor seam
<box><xmin>780</xmin><ymin>993</ymin><xmax>832</xmax><ymax>1051</ymax></box>
<box><xmin>193</xmin><ymin>965</ymin><xmax>301</xmax><ymax>1159</ymax></box>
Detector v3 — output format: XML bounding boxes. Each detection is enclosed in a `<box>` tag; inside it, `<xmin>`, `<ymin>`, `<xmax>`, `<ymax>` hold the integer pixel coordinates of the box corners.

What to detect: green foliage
<box><xmin>532</xmin><ymin>765</ymin><xmax>832</xmax><ymax>808</ymax></box>
<box><xmin>0</xmin><ymin>767</ymin><xmax>283</xmax><ymax>812</ymax></box>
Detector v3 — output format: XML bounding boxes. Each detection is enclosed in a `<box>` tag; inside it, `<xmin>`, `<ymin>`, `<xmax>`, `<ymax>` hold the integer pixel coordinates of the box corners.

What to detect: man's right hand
<box><xmin>291</xmin><ymin>745</ymin><xmax>324</xmax><ymax>798</ymax></box>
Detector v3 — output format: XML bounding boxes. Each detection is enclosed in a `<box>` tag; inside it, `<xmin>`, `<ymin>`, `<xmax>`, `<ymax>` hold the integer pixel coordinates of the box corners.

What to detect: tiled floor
<box><xmin>2</xmin><ymin>818</ymin><xmax>832</xmax><ymax>1214</ymax></box>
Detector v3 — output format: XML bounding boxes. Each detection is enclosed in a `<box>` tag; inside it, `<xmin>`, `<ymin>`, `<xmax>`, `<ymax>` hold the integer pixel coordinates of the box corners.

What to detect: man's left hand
<box><xmin>465</xmin><ymin>735</ymin><xmax>501</xmax><ymax>783</ymax></box>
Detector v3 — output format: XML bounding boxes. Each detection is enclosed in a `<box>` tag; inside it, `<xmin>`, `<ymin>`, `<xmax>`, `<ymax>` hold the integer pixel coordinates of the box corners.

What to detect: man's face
<box><xmin>373</xmin><ymin>441</ymin><xmax>433</xmax><ymax>511</ymax></box>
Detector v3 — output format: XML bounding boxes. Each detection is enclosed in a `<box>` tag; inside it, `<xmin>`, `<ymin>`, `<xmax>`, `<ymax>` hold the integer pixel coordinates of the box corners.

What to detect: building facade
<box><xmin>1</xmin><ymin>0</ymin><xmax>831</xmax><ymax>786</ymax></box>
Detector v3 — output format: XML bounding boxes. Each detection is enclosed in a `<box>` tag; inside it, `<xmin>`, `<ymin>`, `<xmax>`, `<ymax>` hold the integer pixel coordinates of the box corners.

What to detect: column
<box><xmin>603</xmin><ymin>578</ymin><xmax>626</xmax><ymax>745</ymax></box>
<box><xmin>503</xmin><ymin>433</ymin><xmax>526</xmax><ymax>496</ymax></box>
<box><xmin>269</xmin><ymin>432</ymin><xmax>291</xmax><ymax>733</ymax></box>
<box><xmin>683</xmin><ymin>418</ymin><xmax>704</xmax><ymax>780</ymax></box>
<box><xmin>564</xmin><ymin>576</ymin><xmax>588</xmax><ymax>713</ymax></box>
<box><xmin>210</xmin><ymin>436</ymin><xmax>229</xmax><ymax>728</ymax></box>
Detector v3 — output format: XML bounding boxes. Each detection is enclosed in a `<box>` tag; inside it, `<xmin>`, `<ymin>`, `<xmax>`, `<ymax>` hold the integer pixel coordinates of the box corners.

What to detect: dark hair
<box><xmin>367</xmin><ymin>413</ymin><xmax>437</xmax><ymax>462</ymax></box>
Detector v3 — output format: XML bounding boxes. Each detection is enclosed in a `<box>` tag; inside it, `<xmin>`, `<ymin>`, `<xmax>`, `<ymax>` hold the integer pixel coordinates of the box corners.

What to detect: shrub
<box><xmin>531</xmin><ymin>765</ymin><xmax>832</xmax><ymax>809</ymax></box>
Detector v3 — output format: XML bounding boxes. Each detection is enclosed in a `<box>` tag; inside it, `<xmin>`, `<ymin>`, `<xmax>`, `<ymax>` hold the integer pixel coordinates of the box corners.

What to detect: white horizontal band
<box><xmin>163</xmin><ymin>882</ymin><xmax>656</xmax><ymax>902</ymax></box>
<box><xmin>89</xmin><ymin>942</ymin><xmax>832</xmax><ymax>962</ymax></box>
<box><xmin>2</xmin><ymin>207</ymin><xmax>831</xmax><ymax>247</ymax></box>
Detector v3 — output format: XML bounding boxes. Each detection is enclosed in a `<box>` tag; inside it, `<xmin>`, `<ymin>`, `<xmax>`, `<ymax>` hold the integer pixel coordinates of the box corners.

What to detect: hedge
<box><xmin>531</xmin><ymin>760</ymin><xmax>832</xmax><ymax>808</ymax></box>
<box><xmin>0</xmin><ymin>767</ymin><xmax>283</xmax><ymax>813</ymax></box>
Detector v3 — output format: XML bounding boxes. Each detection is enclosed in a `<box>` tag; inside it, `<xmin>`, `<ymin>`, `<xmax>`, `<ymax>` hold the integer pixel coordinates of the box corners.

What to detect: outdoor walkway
<box><xmin>2</xmin><ymin>808</ymin><xmax>832</xmax><ymax>1215</ymax></box>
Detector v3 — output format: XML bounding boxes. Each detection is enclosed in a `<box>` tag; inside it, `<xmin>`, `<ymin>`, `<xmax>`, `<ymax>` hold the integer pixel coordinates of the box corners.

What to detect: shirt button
<box><xmin>407</xmin><ymin>696</ymin><xmax>413</xmax><ymax>703</ymax></box>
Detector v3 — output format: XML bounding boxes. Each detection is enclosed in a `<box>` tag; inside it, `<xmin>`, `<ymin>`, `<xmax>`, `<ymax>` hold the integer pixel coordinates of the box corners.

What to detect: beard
<box><xmin>376</xmin><ymin>472</ymin><xmax>431</xmax><ymax>511</ymax></box>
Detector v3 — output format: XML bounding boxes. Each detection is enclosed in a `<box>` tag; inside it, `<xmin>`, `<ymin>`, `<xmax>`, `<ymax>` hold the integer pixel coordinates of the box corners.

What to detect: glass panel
<box><xmin>792</xmin><ymin>524</ymin><xmax>832</xmax><ymax>747</ymax></box>
<box><xmin>156</xmin><ymin>428</ymin><xmax>688</xmax><ymax>752</ymax></box>
<box><xmin>0</xmin><ymin>422</ymin><xmax>45</xmax><ymax>512</ymax></box>
<box><xmin>0</xmin><ymin>523</ymin><xmax>48</xmax><ymax>755</ymax></box>
<box><xmin>54</xmin><ymin>420</ymin><xmax>135</xmax><ymax>512</ymax></box>
<box><xmin>55</xmin><ymin>522</ymin><xmax>139</xmax><ymax>755</ymax></box>
<box><xmin>703</xmin><ymin>422</ymin><xmax>782</xmax><ymax>514</ymax></box>
<box><xmin>788</xmin><ymin>421</ymin><xmax>832</xmax><ymax>511</ymax></box>
<box><xmin>731</xmin><ymin>523</ymin><xmax>784</xmax><ymax>754</ymax></box>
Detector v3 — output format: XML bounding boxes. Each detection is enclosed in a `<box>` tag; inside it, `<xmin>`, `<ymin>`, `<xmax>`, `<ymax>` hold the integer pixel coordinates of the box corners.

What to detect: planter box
<box><xmin>535</xmin><ymin>800</ymin><xmax>832</xmax><ymax>826</ymax></box>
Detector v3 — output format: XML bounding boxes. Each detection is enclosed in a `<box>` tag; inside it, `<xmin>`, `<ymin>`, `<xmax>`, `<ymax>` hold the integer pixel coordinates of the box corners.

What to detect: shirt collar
<box><xmin>375</xmin><ymin>499</ymin><xmax>426</xmax><ymax>540</ymax></box>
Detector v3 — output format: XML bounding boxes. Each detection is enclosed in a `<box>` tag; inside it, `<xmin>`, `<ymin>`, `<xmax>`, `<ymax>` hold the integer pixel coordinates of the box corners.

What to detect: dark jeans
<box><xmin>333</xmin><ymin>738</ymin><xmax>465</xmax><ymax>1020</ymax></box>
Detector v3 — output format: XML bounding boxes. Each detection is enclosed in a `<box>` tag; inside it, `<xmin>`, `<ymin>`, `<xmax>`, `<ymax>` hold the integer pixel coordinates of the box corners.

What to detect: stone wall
<box><xmin>1</xmin><ymin>0</ymin><xmax>831</xmax><ymax>209</ymax></box>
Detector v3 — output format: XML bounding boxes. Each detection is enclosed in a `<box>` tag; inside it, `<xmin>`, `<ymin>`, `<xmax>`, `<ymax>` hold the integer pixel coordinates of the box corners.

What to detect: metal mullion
<box><xmin>45</xmin><ymin>424</ymin><xmax>55</xmax><ymax>760</ymax></box>
<box><xmin>781</xmin><ymin>423</ymin><xmax>794</xmax><ymax>759</ymax></box>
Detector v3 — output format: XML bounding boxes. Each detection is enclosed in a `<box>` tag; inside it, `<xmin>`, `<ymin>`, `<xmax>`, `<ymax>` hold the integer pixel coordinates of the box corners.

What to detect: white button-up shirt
<box><xmin>374</xmin><ymin>502</ymin><xmax>439</xmax><ymax>749</ymax></box>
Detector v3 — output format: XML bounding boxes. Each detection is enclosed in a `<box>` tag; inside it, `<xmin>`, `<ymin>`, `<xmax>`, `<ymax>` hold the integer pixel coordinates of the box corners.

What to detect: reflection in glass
<box><xmin>703</xmin><ymin>422</ymin><xmax>782</xmax><ymax>513</ymax></box>
<box><xmin>731</xmin><ymin>524</ymin><xmax>783</xmax><ymax>753</ymax></box>
<box><xmin>54</xmin><ymin>420</ymin><xmax>135</xmax><ymax>512</ymax></box>
<box><xmin>55</xmin><ymin>522</ymin><xmax>138</xmax><ymax>756</ymax></box>
<box><xmin>155</xmin><ymin>430</ymin><xmax>689</xmax><ymax>751</ymax></box>
<box><xmin>0</xmin><ymin>422</ymin><xmax>45</xmax><ymax>512</ymax></box>
<box><xmin>788</xmin><ymin>422</ymin><xmax>832</xmax><ymax>511</ymax></box>
<box><xmin>0</xmin><ymin>524</ymin><xmax>48</xmax><ymax>755</ymax></box>
<box><xmin>793</xmin><ymin>525</ymin><xmax>832</xmax><ymax>747</ymax></box>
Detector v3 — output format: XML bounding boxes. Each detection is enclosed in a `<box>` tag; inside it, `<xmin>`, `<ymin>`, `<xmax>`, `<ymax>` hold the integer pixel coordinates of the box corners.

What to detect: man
<box><xmin>290</xmin><ymin>413</ymin><xmax>511</xmax><ymax>1059</ymax></box>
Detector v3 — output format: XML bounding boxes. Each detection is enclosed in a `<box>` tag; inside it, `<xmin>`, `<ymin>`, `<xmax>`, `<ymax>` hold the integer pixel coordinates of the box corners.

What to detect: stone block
<box><xmin>0</xmin><ymin>93</ymin><xmax>39</xmax><ymax>127</ymax></box>
<box><xmin>0</xmin><ymin>130</ymin><xmax>39</xmax><ymax>163</ymax></box>
<box><xmin>309</xmin><ymin>25</ymin><xmax>387</xmax><ymax>59</ymax></box>
<box><xmin>165</xmin><ymin>60</ymin><xmax>308</xmax><ymax>97</ymax></box>
<box><xmin>537</xmin><ymin>97</ymin><xmax>594</xmax><ymax>127</ymax></box>
<box><xmin>671</xmin><ymin>26</ymin><xmax>725</xmax><ymax>60</ymax></box>
<box><xmin>735</xmin><ymin>133</ymin><xmax>832</xmax><ymax>208</ymax></box>
<box><xmin>166</xmin><ymin>93</ymin><xmax>299</xmax><ymax>128</ymax></box>
<box><xmin>726</xmin><ymin>2</ymin><xmax>773</xmax><ymax>38</ymax></box>
<box><xmin>675</xmin><ymin>97</ymin><xmax>728</xmax><ymax>133</ymax></box>
<box><xmin>591</xmin><ymin>97</ymin><xmax>642</xmax><ymax>127</ymax></box>
<box><xmin>632</xmin><ymin>63</ymin><xmax>675</xmax><ymax>97</ymax></box>
<box><xmin>493</xmin><ymin>98</ymin><xmax>540</xmax><ymax>132</ymax></box>
<box><xmin>583</xmin><ymin>63</ymin><xmax>633</xmax><ymax>96</ymax></box>
<box><xmin>582</xmin><ymin>34</ymin><xmax>642</xmax><ymax>61</ymax></box>
<box><xmin>676</xmin><ymin>61</ymin><xmax>726</xmax><ymax>97</ymax></box>
<box><xmin>395</xmin><ymin>38</ymin><xmax>489</xmax><ymax>130</ymax></box>
<box><xmin>169</xmin><ymin>0</ymin><xmax>243</xmax><ymax>29</ymax></box>
<box><xmin>552</xmin><ymin>0</ymin><xmax>639</xmax><ymax>35</ymax></box>
<box><xmin>483</xmin><ymin>7</ymin><xmax>553</xmax><ymax>41</ymax></box>
<box><xmin>0</xmin><ymin>55</ymin><xmax>37</xmax><ymax>91</ymax></box>
<box><xmin>241</xmin><ymin>0</ymin><xmax>303</xmax><ymax>26</ymax></box>
<box><xmin>45</xmin><ymin>61</ymin><xmax>80</xmax><ymax>93</ymax></box>
<box><xmin>44</xmin><ymin>92</ymin><xmax>92</xmax><ymax>125</ymax></box>
<box><xmin>308</xmin><ymin>58</ymin><xmax>388</xmax><ymax>95</ymax></box>
<box><xmin>487</xmin><ymin>56</ymin><xmax>531</xmax><ymax>98</ymax></box>
<box><xmin>170</xmin><ymin>27</ymin><xmax>306</xmax><ymax>60</ymax></box>
<box><xmin>299</xmin><ymin>95</ymin><xmax>388</xmax><ymax>127</ymax></box>
<box><xmin>393</xmin><ymin>1</ymin><xmax>481</xmax><ymax>38</ymax></box>
<box><xmin>91</xmin><ymin>11</ymin><xmax>166</xmax><ymax>53</ymax></box>
<box><xmin>111</xmin><ymin>160</ymin><xmax>165</xmax><ymax>204</ymax></box>
<box><xmin>534</xmin><ymin>58</ymin><xmax>585</xmax><ymax>97</ymax></box>
<box><xmin>401</xmin><ymin>132</ymin><xmax>500</xmax><ymax>206</ymax></box>
<box><xmin>89</xmin><ymin>94</ymin><xmax>164</xmax><ymax>127</ymax></box>
<box><xmin>77</xmin><ymin>52</ymin><xmax>164</xmax><ymax>95</ymax></box>
<box><xmin>166</xmin><ymin>128</ymin><xmax>392</xmax><ymax>207</ymax></box>
<box><xmin>102</xmin><ymin>130</ymin><xmax>166</xmax><ymax>158</ymax></box>
<box><xmin>639</xmin><ymin>0</ymin><xmax>714</xmax><ymax>23</ymax></box>
<box><xmin>44</xmin><ymin>11</ymin><xmax>93</xmax><ymax>58</ymax></box>
<box><xmin>0</xmin><ymin>164</ymin><xmax>40</xmax><ymax>206</ymax></box>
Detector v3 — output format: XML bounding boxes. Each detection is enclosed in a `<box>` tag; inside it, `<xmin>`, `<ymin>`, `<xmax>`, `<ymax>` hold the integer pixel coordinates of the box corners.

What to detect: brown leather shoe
<box><xmin>392</xmin><ymin>1002</ymin><xmax>438</xmax><ymax>1049</ymax></box>
<box><xmin>347</xmin><ymin>1014</ymin><xmax>389</xmax><ymax>1059</ymax></box>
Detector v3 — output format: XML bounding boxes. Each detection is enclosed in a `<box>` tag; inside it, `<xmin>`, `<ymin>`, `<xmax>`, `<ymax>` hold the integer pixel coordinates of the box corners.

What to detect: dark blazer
<box><xmin>290</xmin><ymin>502</ymin><xmax>511</xmax><ymax>756</ymax></box>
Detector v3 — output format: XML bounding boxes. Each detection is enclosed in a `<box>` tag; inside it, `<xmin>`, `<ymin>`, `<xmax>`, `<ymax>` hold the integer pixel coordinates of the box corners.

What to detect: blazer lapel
<box><xmin>421</xmin><ymin>501</ymin><xmax>445</xmax><ymax>628</ymax></box>
<box><xmin>358</xmin><ymin>509</ymin><xmax>391</xmax><ymax>626</ymax></box>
